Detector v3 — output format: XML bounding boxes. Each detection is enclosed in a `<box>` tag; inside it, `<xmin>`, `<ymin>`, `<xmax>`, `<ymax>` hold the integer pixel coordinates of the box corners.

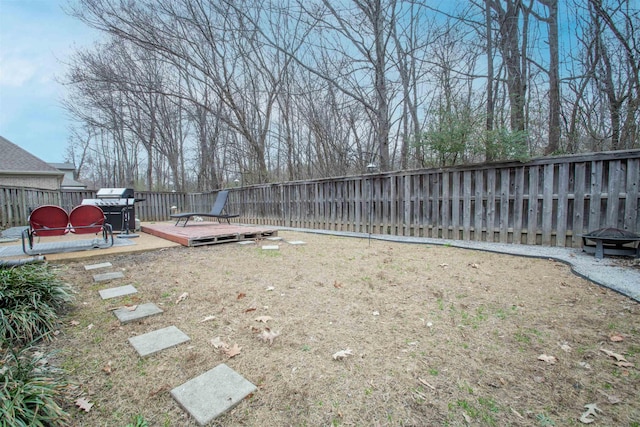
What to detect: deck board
<box><xmin>141</xmin><ymin>222</ymin><xmax>277</xmax><ymax>247</ymax></box>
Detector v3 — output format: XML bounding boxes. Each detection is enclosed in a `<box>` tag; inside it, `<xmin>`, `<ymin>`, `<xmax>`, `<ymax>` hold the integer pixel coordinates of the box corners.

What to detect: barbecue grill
<box><xmin>81</xmin><ymin>188</ymin><xmax>138</xmax><ymax>232</ymax></box>
<box><xmin>581</xmin><ymin>227</ymin><xmax>640</xmax><ymax>259</ymax></box>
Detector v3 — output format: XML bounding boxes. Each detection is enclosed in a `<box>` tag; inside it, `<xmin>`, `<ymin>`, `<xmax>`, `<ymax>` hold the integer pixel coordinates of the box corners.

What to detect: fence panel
<box><xmin>2</xmin><ymin>150</ymin><xmax>639</xmax><ymax>248</ymax></box>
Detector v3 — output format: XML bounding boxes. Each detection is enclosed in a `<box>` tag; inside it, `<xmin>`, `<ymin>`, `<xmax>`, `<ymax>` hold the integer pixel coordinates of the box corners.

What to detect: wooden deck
<box><xmin>141</xmin><ymin>222</ymin><xmax>278</xmax><ymax>247</ymax></box>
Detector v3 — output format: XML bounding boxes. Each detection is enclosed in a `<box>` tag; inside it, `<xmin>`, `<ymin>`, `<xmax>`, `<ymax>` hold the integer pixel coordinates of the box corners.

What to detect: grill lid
<box><xmin>82</xmin><ymin>198</ymin><xmax>136</xmax><ymax>206</ymax></box>
<box><xmin>96</xmin><ymin>188</ymin><xmax>134</xmax><ymax>198</ymax></box>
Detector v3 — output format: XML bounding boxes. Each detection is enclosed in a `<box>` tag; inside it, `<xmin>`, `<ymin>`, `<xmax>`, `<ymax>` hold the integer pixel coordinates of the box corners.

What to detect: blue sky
<box><xmin>0</xmin><ymin>0</ymin><xmax>97</xmax><ymax>163</ymax></box>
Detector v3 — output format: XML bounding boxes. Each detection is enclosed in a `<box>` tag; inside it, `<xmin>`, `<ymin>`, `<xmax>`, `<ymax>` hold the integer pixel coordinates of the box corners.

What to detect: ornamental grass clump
<box><xmin>0</xmin><ymin>343</ymin><xmax>70</xmax><ymax>427</ymax></box>
<box><xmin>0</xmin><ymin>265</ymin><xmax>73</xmax><ymax>345</ymax></box>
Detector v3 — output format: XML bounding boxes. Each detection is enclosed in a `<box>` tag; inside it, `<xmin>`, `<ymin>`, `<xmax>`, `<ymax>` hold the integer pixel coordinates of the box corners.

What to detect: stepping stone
<box><xmin>99</xmin><ymin>284</ymin><xmax>138</xmax><ymax>300</ymax></box>
<box><xmin>261</xmin><ymin>245</ymin><xmax>279</xmax><ymax>250</ymax></box>
<box><xmin>128</xmin><ymin>325</ymin><xmax>189</xmax><ymax>357</ymax></box>
<box><xmin>113</xmin><ymin>303</ymin><xmax>163</xmax><ymax>324</ymax></box>
<box><xmin>287</xmin><ymin>240</ymin><xmax>306</xmax><ymax>245</ymax></box>
<box><xmin>237</xmin><ymin>240</ymin><xmax>255</xmax><ymax>245</ymax></box>
<box><xmin>85</xmin><ymin>262</ymin><xmax>112</xmax><ymax>271</ymax></box>
<box><xmin>171</xmin><ymin>364</ymin><xmax>257</xmax><ymax>426</ymax></box>
<box><xmin>266</xmin><ymin>236</ymin><xmax>283</xmax><ymax>241</ymax></box>
<box><xmin>93</xmin><ymin>271</ymin><xmax>125</xmax><ymax>282</ymax></box>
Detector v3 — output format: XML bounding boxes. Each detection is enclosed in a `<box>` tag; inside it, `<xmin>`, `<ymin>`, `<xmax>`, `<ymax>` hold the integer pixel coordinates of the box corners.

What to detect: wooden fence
<box><xmin>2</xmin><ymin>149</ymin><xmax>639</xmax><ymax>248</ymax></box>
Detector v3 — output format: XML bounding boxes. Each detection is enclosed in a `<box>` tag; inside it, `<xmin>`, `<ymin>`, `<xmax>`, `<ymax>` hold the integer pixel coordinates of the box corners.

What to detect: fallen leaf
<box><xmin>438</xmin><ymin>263</ymin><xmax>449</xmax><ymax>268</ymax></box>
<box><xmin>199</xmin><ymin>315</ymin><xmax>216</xmax><ymax>323</ymax></box>
<box><xmin>102</xmin><ymin>361</ymin><xmax>112</xmax><ymax>375</ymax></box>
<box><xmin>462</xmin><ymin>412</ymin><xmax>472</xmax><ymax>423</ymax></box>
<box><xmin>600</xmin><ymin>348</ymin><xmax>628</xmax><ymax>362</ymax></box>
<box><xmin>615</xmin><ymin>361</ymin><xmax>634</xmax><ymax>368</ymax></box>
<box><xmin>70</xmin><ymin>320</ymin><xmax>80</xmax><ymax>326</ymax></box>
<box><xmin>244</xmin><ymin>307</ymin><xmax>257</xmax><ymax>313</ymax></box>
<box><xmin>332</xmin><ymin>349</ymin><xmax>353</xmax><ymax>360</ymax></box>
<box><xmin>87</xmin><ymin>324</ymin><xmax>94</xmax><ymax>330</ymax></box>
<box><xmin>75</xmin><ymin>397</ymin><xmax>93</xmax><ymax>412</ymax></box>
<box><xmin>538</xmin><ymin>354</ymin><xmax>557</xmax><ymax>364</ymax></box>
<box><xmin>175</xmin><ymin>292</ymin><xmax>189</xmax><ymax>304</ymax></box>
<box><xmin>580</xmin><ymin>403</ymin><xmax>602</xmax><ymax>424</ymax></box>
<box><xmin>237</xmin><ymin>292</ymin><xmax>246</xmax><ymax>300</ymax></box>
<box><xmin>468</xmin><ymin>263</ymin><xmax>479</xmax><ymax>269</ymax></box>
<box><xmin>372</xmin><ymin>311</ymin><xmax>380</xmax><ymax>316</ymax></box>
<box><xmin>224</xmin><ymin>343</ymin><xmax>242</xmax><ymax>358</ymax></box>
<box><xmin>559</xmin><ymin>343</ymin><xmax>572</xmax><ymax>353</ymax></box>
<box><xmin>210</xmin><ymin>337</ymin><xmax>226</xmax><ymax>349</ymax></box>
<box><xmin>609</xmin><ymin>334</ymin><xmax>624</xmax><ymax>342</ymax></box>
<box><xmin>597</xmin><ymin>389</ymin><xmax>622</xmax><ymax>404</ymax></box>
<box><xmin>124</xmin><ymin>305</ymin><xmax>138</xmax><ymax>312</ymax></box>
<box><xmin>258</xmin><ymin>328</ymin><xmax>280</xmax><ymax>345</ymax></box>
<box><xmin>255</xmin><ymin>315</ymin><xmax>273</xmax><ymax>323</ymax></box>
<box><xmin>333</xmin><ymin>281</ymin><xmax>342</xmax><ymax>288</ymax></box>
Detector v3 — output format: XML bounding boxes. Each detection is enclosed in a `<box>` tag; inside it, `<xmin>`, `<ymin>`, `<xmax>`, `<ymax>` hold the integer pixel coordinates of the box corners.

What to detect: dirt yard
<box><xmin>49</xmin><ymin>231</ymin><xmax>639</xmax><ymax>426</ymax></box>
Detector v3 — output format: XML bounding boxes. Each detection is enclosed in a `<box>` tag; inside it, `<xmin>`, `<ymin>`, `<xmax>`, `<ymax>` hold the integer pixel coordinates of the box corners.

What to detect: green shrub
<box><xmin>0</xmin><ymin>344</ymin><xmax>70</xmax><ymax>426</ymax></box>
<box><xmin>0</xmin><ymin>265</ymin><xmax>73</xmax><ymax>345</ymax></box>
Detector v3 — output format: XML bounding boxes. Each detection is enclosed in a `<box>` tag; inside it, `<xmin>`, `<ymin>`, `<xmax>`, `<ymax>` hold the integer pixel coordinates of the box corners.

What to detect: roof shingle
<box><xmin>0</xmin><ymin>135</ymin><xmax>62</xmax><ymax>174</ymax></box>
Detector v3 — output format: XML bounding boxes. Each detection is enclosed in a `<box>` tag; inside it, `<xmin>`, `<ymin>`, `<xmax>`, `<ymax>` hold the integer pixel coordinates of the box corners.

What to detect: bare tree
<box><xmin>536</xmin><ymin>0</ymin><xmax>561</xmax><ymax>154</ymax></box>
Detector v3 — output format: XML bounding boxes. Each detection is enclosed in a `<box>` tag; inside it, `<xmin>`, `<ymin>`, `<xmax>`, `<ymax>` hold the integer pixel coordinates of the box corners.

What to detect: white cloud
<box><xmin>0</xmin><ymin>57</ymin><xmax>38</xmax><ymax>87</ymax></box>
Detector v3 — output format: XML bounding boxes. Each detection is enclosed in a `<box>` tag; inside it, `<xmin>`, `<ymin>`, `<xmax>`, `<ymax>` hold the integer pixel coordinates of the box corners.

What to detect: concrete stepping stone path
<box><xmin>287</xmin><ymin>240</ymin><xmax>306</xmax><ymax>245</ymax></box>
<box><xmin>93</xmin><ymin>271</ymin><xmax>125</xmax><ymax>282</ymax></box>
<box><xmin>84</xmin><ymin>262</ymin><xmax>112</xmax><ymax>270</ymax></box>
<box><xmin>113</xmin><ymin>302</ymin><xmax>163</xmax><ymax>324</ymax></box>
<box><xmin>171</xmin><ymin>363</ymin><xmax>257</xmax><ymax>426</ymax></box>
<box><xmin>99</xmin><ymin>284</ymin><xmax>138</xmax><ymax>300</ymax></box>
<box><xmin>261</xmin><ymin>245</ymin><xmax>279</xmax><ymax>250</ymax></box>
<box><xmin>128</xmin><ymin>325</ymin><xmax>190</xmax><ymax>357</ymax></box>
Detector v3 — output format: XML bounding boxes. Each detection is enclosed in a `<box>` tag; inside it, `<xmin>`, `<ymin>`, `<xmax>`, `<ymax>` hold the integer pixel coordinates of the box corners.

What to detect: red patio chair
<box><xmin>69</xmin><ymin>205</ymin><xmax>107</xmax><ymax>234</ymax></box>
<box><xmin>21</xmin><ymin>205</ymin><xmax>70</xmax><ymax>253</ymax></box>
<box><xmin>21</xmin><ymin>204</ymin><xmax>114</xmax><ymax>255</ymax></box>
<box><xmin>27</xmin><ymin>205</ymin><xmax>69</xmax><ymax>237</ymax></box>
<box><xmin>69</xmin><ymin>205</ymin><xmax>114</xmax><ymax>247</ymax></box>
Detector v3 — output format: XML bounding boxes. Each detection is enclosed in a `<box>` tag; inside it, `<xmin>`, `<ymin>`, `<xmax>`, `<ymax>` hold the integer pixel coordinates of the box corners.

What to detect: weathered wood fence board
<box><xmin>2</xmin><ymin>150</ymin><xmax>639</xmax><ymax>248</ymax></box>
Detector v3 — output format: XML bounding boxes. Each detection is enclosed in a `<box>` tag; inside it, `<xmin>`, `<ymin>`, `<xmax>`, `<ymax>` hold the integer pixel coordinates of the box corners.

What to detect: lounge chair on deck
<box><xmin>170</xmin><ymin>190</ymin><xmax>239</xmax><ymax>227</ymax></box>
<box><xmin>21</xmin><ymin>204</ymin><xmax>113</xmax><ymax>255</ymax></box>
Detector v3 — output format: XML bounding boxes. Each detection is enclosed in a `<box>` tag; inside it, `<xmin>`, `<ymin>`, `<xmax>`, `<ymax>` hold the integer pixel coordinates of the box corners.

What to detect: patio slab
<box><xmin>85</xmin><ymin>262</ymin><xmax>113</xmax><ymax>270</ymax></box>
<box><xmin>171</xmin><ymin>363</ymin><xmax>257</xmax><ymax>426</ymax></box>
<box><xmin>128</xmin><ymin>325</ymin><xmax>190</xmax><ymax>357</ymax></box>
<box><xmin>113</xmin><ymin>302</ymin><xmax>163</xmax><ymax>324</ymax></box>
<box><xmin>93</xmin><ymin>271</ymin><xmax>125</xmax><ymax>282</ymax></box>
<box><xmin>99</xmin><ymin>284</ymin><xmax>138</xmax><ymax>300</ymax></box>
<box><xmin>261</xmin><ymin>245</ymin><xmax>279</xmax><ymax>250</ymax></box>
<box><xmin>287</xmin><ymin>240</ymin><xmax>306</xmax><ymax>245</ymax></box>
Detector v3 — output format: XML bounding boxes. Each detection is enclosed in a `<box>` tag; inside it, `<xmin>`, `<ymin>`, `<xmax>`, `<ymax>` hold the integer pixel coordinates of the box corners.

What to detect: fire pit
<box><xmin>581</xmin><ymin>227</ymin><xmax>640</xmax><ymax>259</ymax></box>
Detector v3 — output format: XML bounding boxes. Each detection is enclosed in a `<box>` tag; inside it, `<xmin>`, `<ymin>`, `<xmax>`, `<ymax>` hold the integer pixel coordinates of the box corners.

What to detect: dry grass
<box><xmin>48</xmin><ymin>231</ymin><xmax>639</xmax><ymax>426</ymax></box>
